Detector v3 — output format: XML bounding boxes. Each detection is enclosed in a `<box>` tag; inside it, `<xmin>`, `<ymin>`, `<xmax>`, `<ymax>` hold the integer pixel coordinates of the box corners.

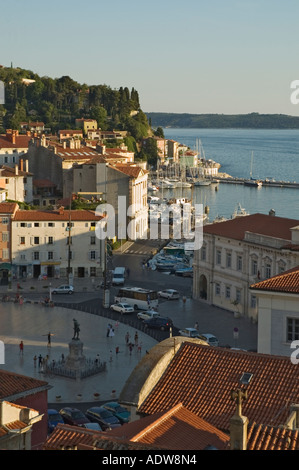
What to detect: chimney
<box><xmin>63</xmin><ymin>141</ymin><xmax>67</xmax><ymax>149</ymax></box>
<box><xmin>15</xmin><ymin>164</ymin><xmax>18</xmax><ymax>176</ymax></box>
<box><xmin>59</xmin><ymin>206</ymin><xmax>64</xmax><ymax>215</ymax></box>
<box><xmin>25</xmin><ymin>160</ymin><xmax>29</xmax><ymax>172</ymax></box>
<box><xmin>19</xmin><ymin>159</ymin><xmax>24</xmax><ymax>172</ymax></box>
<box><xmin>229</xmin><ymin>389</ymin><xmax>248</xmax><ymax>450</ymax></box>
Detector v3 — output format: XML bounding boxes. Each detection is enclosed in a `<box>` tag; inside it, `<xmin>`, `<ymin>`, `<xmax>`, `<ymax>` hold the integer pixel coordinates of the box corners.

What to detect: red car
<box><xmin>59</xmin><ymin>407</ymin><xmax>90</xmax><ymax>427</ymax></box>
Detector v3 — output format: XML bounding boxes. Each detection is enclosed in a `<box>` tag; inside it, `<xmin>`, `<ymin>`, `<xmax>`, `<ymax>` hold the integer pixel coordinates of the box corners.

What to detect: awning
<box><xmin>0</xmin><ymin>263</ymin><xmax>11</xmax><ymax>270</ymax></box>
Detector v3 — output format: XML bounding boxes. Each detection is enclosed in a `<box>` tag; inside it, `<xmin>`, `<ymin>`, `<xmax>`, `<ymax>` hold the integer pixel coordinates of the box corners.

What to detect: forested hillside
<box><xmin>146</xmin><ymin>112</ymin><xmax>299</xmax><ymax>129</ymax></box>
<box><xmin>0</xmin><ymin>66</ymin><xmax>151</xmax><ymax>140</ymax></box>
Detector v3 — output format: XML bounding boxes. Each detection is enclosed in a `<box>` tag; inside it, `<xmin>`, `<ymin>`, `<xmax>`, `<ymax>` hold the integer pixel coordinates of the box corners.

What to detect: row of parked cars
<box><xmin>47</xmin><ymin>402</ymin><xmax>130</xmax><ymax>435</ymax></box>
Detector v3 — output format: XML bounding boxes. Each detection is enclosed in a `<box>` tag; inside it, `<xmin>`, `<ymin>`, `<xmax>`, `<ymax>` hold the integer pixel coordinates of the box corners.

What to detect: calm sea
<box><xmin>161</xmin><ymin>128</ymin><xmax>299</xmax><ymax>221</ymax></box>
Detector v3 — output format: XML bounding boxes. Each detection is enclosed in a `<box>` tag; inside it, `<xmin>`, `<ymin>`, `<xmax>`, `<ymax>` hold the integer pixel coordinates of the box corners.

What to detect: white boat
<box><xmin>160</xmin><ymin>179</ymin><xmax>175</xmax><ymax>189</ymax></box>
<box><xmin>148</xmin><ymin>183</ymin><xmax>158</xmax><ymax>191</ymax></box>
<box><xmin>193</xmin><ymin>179</ymin><xmax>211</xmax><ymax>186</ymax></box>
<box><xmin>244</xmin><ymin>151</ymin><xmax>262</xmax><ymax>188</ymax></box>
<box><xmin>232</xmin><ymin>203</ymin><xmax>249</xmax><ymax>218</ymax></box>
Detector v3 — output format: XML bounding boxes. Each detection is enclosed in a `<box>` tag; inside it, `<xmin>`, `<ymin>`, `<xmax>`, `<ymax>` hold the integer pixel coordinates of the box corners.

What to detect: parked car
<box><xmin>59</xmin><ymin>407</ymin><xmax>90</xmax><ymax>427</ymax></box>
<box><xmin>110</xmin><ymin>303</ymin><xmax>134</xmax><ymax>314</ymax></box>
<box><xmin>158</xmin><ymin>289</ymin><xmax>180</xmax><ymax>300</ymax></box>
<box><xmin>102</xmin><ymin>402</ymin><xmax>130</xmax><ymax>424</ymax></box>
<box><xmin>52</xmin><ymin>285</ymin><xmax>74</xmax><ymax>295</ymax></box>
<box><xmin>178</xmin><ymin>328</ymin><xmax>201</xmax><ymax>339</ymax></box>
<box><xmin>85</xmin><ymin>406</ymin><xmax>121</xmax><ymax>430</ymax></box>
<box><xmin>82</xmin><ymin>422</ymin><xmax>103</xmax><ymax>431</ymax></box>
<box><xmin>144</xmin><ymin>316</ymin><xmax>173</xmax><ymax>331</ymax></box>
<box><xmin>137</xmin><ymin>310</ymin><xmax>160</xmax><ymax>321</ymax></box>
<box><xmin>198</xmin><ymin>333</ymin><xmax>219</xmax><ymax>347</ymax></box>
<box><xmin>47</xmin><ymin>409</ymin><xmax>64</xmax><ymax>434</ymax></box>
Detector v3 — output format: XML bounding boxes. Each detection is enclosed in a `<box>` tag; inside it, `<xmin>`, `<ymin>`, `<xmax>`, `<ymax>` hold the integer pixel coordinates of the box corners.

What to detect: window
<box><xmin>48</xmin><ymin>223</ymin><xmax>55</xmax><ymax>227</ymax></box>
<box><xmin>90</xmin><ymin>267</ymin><xmax>96</xmax><ymax>277</ymax></box>
<box><xmin>90</xmin><ymin>251</ymin><xmax>96</xmax><ymax>260</ymax></box>
<box><xmin>216</xmin><ymin>249</ymin><xmax>221</xmax><ymax>265</ymax></box>
<box><xmin>201</xmin><ymin>245</ymin><xmax>206</xmax><ymax>261</ymax></box>
<box><xmin>237</xmin><ymin>255</ymin><xmax>243</xmax><ymax>271</ymax></box>
<box><xmin>24</xmin><ymin>177</ymin><xmax>27</xmax><ymax>183</ymax></box>
<box><xmin>20</xmin><ymin>236</ymin><xmax>25</xmax><ymax>245</ymax></box>
<box><xmin>33</xmin><ymin>252</ymin><xmax>39</xmax><ymax>260</ymax></box>
<box><xmin>287</xmin><ymin>318</ymin><xmax>299</xmax><ymax>342</ymax></box>
<box><xmin>2</xmin><ymin>249</ymin><xmax>9</xmax><ymax>259</ymax></box>
<box><xmin>215</xmin><ymin>283</ymin><xmax>221</xmax><ymax>296</ymax></box>
<box><xmin>48</xmin><ymin>251</ymin><xmax>53</xmax><ymax>260</ymax></box>
<box><xmin>2</xmin><ymin>217</ymin><xmax>9</xmax><ymax>224</ymax></box>
<box><xmin>90</xmin><ymin>236</ymin><xmax>96</xmax><ymax>245</ymax></box>
<box><xmin>236</xmin><ymin>289</ymin><xmax>241</xmax><ymax>304</ymax></box>
<box><xmin>251</xmin><ymin>295</ymin><xmax>257</xmax><ymax>309</ymax></box>
<box><xmin>21</xmin><ymin>223</ymin><xmax>26</xmax><ymax>227</ymax></box>
<box><xmin>226</xmin><ymin>252</ymin><xmax>232</xmax><ymax>268</ymax></box>
<box><xmin>251</xmin><ymin>259</ymin><xmax>258</xmax><ymax>276</ymax></box>
<box><xmin>265</xmin><ymin>263</ymin><xmax>271</xmax><ymax>279</ymax></box>
<box><xmin>48</xmin><ymin>236</ymin><xmax>53</xmax><ymax>244</ymax></box>
<box><xmin>225</xmin><ymin>286</ymin><xmax>231</xmax><ymax>299</ymax></box>
<box><xmin>34</xmin><ymin>237</ymin><xmax>39</xmax><ymax>244</ymax></box>
<box><xmin>2</xmin><ymin>232</ymin><xmax>9</xmax><ymax>242</ymax></box>
<box><xmin>34</xmin><ymin>223</ymin><xmax>39</xmax><ymax>227</ymax></box>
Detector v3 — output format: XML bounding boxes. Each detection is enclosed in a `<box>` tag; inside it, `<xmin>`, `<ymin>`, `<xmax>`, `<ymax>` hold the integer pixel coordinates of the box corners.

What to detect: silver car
<box><xmin>51</xmin><ymin>285</ymin><xmax>74</xmax><ymax>295</ymax></box>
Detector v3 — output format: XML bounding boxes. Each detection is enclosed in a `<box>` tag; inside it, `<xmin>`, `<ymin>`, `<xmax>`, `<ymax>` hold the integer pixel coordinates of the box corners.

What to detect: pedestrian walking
<box><xmin>19</xmin><ymin>341</ymin><xmax>24</xmax><ymax>356</ymax></box>
<box><xmin>115</xmin><ymin>346</ymin><xmax>119</xmax><ymax>355</ymax></box>
<box><xmin>129</xmin><ymin>343</ymin><xmax>133</xmax><ymax>355</ymax></box>
<box><xmin>38</xmin><ymin>354</ymin><xmax>43</xmax><ymax>367</ymax></box>
<box><xmin>125</xmin><ymin>332</ymin><xmax>130</xmax><ymax>344</ymax></box>
<box><xmin>194</xmin><ymin>322</ymin><xmax>199</xmax><ymax>330</ymax></box>
<box><xmin>134</xmin><ymin>331</ymin><xmax>139</xmax><ymax>346</ymax></box>
<box><xmin>33</xmin><ymin>355</ymin><xmax>37</xmax><ymax>367</ymax></box>
<box><xmin>137</xmin><ymin>342</ymin><xmax>142</xmax><ymax>353</ymax></box>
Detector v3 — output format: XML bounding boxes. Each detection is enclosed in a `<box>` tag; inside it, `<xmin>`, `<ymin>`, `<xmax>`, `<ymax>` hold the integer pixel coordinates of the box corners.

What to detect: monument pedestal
<box><xmin>65</xmin><ymin>339</ymin><xmax>86</xmax><ymax>380</ymax></box>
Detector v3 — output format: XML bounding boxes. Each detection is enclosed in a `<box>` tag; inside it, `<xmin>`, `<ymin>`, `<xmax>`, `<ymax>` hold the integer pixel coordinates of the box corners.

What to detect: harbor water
<box><xmin>162</xmin><ymin>128</ymin><xmax>299</xmax><ymax>221</ymax></box>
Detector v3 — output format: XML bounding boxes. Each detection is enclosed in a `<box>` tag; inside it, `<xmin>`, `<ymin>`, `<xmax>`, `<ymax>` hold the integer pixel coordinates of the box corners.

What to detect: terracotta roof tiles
<box><xmin>138</xmin><ymin>342</ymin><xmax>299</xmax><ymax>432</ymax></box>
<box><xmin>250</xmin><ymin>266</ymin><xmax>299</xmax><ymax>294</ymax></box>
<box><xmin>13</xmin><ymin>209</ymin><xmax>103</xmax><ymax>222</ymax></box>
<box><xmin>203</xmin><ymin>213</ymin><xmax>298</xmax><ymax>242</ymax></box>
<box><xmin>109</xmin><ymin>403</ymin><xmax>229</xmax><ymax>450</ymax></box>
<box><xmin>247</xmin><ymin>422</ymin><xmax>299</xmax><ymax>450</ymax></box>
<box><xmin>0</xmin><ymin>369</ymin><xmax>49</xmax><ymax>400</ymax></box>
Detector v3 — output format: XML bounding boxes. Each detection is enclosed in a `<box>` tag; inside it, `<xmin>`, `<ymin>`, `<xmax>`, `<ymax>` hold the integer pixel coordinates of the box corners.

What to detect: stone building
<box><xmin>192</xmin><ymin>213</ymin><xmax>299</xmax><ymax>319</ymax></box>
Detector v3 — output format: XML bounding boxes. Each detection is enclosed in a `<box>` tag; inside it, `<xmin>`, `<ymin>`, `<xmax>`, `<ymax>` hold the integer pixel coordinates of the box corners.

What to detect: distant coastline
<box><xmin>145</xmin><ymin>112</ymin><xmax>299</xmax><ymax>129</ymax></box>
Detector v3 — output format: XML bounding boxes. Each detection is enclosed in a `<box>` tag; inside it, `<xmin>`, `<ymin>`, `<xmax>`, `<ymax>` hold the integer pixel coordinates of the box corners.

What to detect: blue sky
<box><xmin>1</xmin><ymin>0</ymin><xmax>299</xmax><ymax>115</ymax></box>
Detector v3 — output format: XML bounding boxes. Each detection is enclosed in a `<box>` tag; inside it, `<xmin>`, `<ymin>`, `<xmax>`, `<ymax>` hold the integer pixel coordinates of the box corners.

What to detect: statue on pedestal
<box><xmin>72</xmin><ymin>318</ymin><xmax>80</xmax><ymax>340</ymax></box>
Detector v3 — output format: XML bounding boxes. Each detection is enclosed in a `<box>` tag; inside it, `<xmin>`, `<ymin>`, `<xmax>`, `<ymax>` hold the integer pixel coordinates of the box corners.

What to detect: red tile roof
<box><xmin>43</xmin><ymin>424</ymin><xmax>162</xmax><ymax>450</ymax></box>
<box><xmin>250</xmin><ymin>266</ymin><xmax>299</xmax><ymax>294</ymax></box>
<box><xmin>203</xmin><ymin>213</ymin><xmax>298</xmax><ymax>242</ymax></box>
<box><xmin>13</xmin><ymin>209</ymin><xmax>103</xmax><ymax>222</ymax></box>
<box><xmin>138</xmin><ymin>342</ymin><xmax>299</xmax><ymax>432</ymax></box>
<box><xmin>247</xmin><ymin>422</ymin><xmax>299</xmax><ymax>450</ymax></box>
<box><xmin>0</xmin><ymin>202</ymin><xmax>18</xmax><ymax>214</ymax></box>
<box><xmin>0</xmin><ymin>134</ymin><xmax>31</xmax><ymax>149</ymax></box>
<box><xmin>109</xmin><ymin>403</ymin><xmax>229</xmax><ymax>450</ymax></box>
<box><xmin>0</xmin><ymin>165</ymin><xmax>32</xmax><ymax>177</ymax></box>
<box><xmin>112</xmin><ymin>164</ymin><xmax>147</xmax><ymax>178</ymax></box>
<box><xmin>0</xmin><ymin>369</ymin><xmax>50</xmax><ymax>400</ymax></box>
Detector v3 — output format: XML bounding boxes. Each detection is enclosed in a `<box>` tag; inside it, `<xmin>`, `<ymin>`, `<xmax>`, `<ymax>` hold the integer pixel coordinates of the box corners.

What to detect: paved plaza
<box><xmin>0</xmin><ymin>301</ymin><xmax>157</xmax><ymax>405</ymax></box>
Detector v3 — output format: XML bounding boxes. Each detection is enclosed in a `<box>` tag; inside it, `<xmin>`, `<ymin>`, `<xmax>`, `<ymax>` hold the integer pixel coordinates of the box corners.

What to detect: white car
<box><xmin>51</xmin><ymin>285</ymin><xmax>74</xmax><ymax>295</ymax></box>
<box><xmin>110</xmin><ymin>303</ymin><xmax>134</xmax><ymax>314</ymax></box>
<box><xmin>158</xmin><ymin>289</ymin><xmax>180</xmax><ymax>300</ymax></box>
<box><xmin>198</xmin><ymin>333</ymin><xmax>219</xmax><ymax>347</ymax></box>
<box><xmin>178</xmin><ymin>328</ymin><xmax>200</xmax><ymax>339</ymax></box>
<box><xmin>137</xmin><ymin>310</ymin><xmax>160</xmax><ymax>321</ymax></box>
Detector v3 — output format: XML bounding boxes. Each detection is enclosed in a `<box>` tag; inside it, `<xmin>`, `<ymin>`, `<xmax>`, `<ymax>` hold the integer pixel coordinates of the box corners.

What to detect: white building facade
<box><xmin>11</xmin><ymin>207</ymin><xmax>104</xmax><ymax>280</ymax></box>
<box><xmin>193</xmin><ymin>214</ymin><xmax>299</xmax><ymax>320</ymax></box>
